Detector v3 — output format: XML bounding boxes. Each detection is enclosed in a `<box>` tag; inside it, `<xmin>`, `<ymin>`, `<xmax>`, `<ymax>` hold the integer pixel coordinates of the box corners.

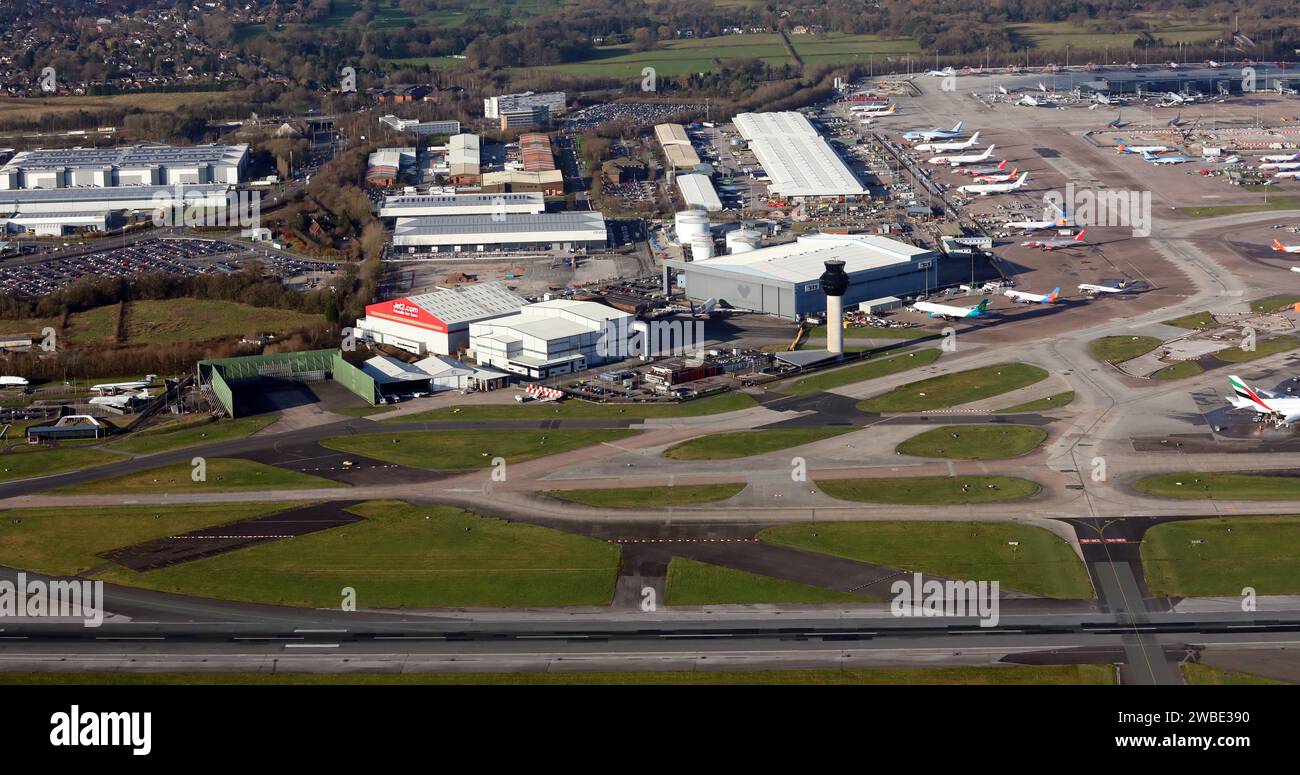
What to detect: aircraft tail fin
<box><xmin>1075</xmin><ymin>229</ymin><xmax>1086</xmax><ymax>241</ymax></box>
<box><xmin>972</xmin><ymin>299</ymin><xmax>990</xmax><ymax>315</ymax></box>
<box><xmin>951</xmin><ymin>121</ymin><xmax>963</xmax><ymax>133</ymax></box>
<box><xmin>1048</xmin><ymin>288</ymin><xmax>1061</xmax><ymax>302</ymax></box>
<box><xmin>1229</xmin><ymin>375</ymin><xmax>1272</xmax><ymax>412</ymax></box>
<box><xmin>1273</xmin><ymin>239</ymin><xmax>1286</xmax><ymax>252</ymax></box>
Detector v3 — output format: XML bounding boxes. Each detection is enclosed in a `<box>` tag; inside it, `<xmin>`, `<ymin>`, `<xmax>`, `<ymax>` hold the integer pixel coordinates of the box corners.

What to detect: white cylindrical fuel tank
<box><xmin>725</xmin><ymin>228</ymin><xmax>762</xmax><ymax>254</ymax></box>
<box><xmin>674</xmin><ymin>209</ymin><xmax>711</xmax><ymax>243</ymax></box>
<box><xmin>688</xmin><ymin>235</ymin><xmax>715</xmax><ymax>259</ymax></box>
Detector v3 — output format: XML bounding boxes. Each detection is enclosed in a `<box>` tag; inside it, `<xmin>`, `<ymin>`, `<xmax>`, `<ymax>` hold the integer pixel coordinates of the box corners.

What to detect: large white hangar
<box><xmin>667</xmin><ymin>233</ymin><xmax>937</xmax><ymax>320</ymax></box>
<box><xmin>733</xmin><ymin>112</ymin><xmax>865</xmax><ymax>198</ymax></box>
<box><xmin>391</xmin><ymin>212</ymin><xmax>607</xmax><ymax>253</ymax></box>
<box><xmin>378</xmin><ymin>191</ymin><xmax>545</xmax><ymax>219</ymax></box>
<box><xmin>354</xmin><ymin>281</ymin><xmax>526</xmax><ymax>355</ymax></box>
<box><xmin>0</xmin><ymin>144</ymin><xmax>248</xmax><ymax>189</ymax></box>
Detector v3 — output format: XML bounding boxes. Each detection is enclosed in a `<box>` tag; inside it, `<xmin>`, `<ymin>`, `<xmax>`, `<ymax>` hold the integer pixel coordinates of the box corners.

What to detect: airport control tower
<box><xmin>820</xmin><ymin>259</ymin><xmax>848</xmax><ymax>357</ymax></box>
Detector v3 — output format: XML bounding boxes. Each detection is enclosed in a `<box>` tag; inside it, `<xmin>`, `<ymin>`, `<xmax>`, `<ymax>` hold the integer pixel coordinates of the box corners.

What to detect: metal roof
<box><xmin>684</xmin><ymin>234</ymin><xmax>929</xmax><ymax>284</ymax></box>
<box><xmin>404</xmin><ymin>282</ymin><xmax>525</xmax><ymax>326</ymax></box>
<box><xmin>676</xmin><ymin>174</ymin><xmax>722</xmax><ymax>212</ymax></box>
<box><xmin>2</xmin><ymin>144</ymin><xmax>248</xmax><ymax>172</ymax></box>
<box><xmin>733</xmin><ymin>112</ymin><xmax>865</xmax><ymax>196</ymax></box>
<box><xmin>392</xmin><ymin>211</ymin><xmax>606</xmax><ymax>242</ymax></box>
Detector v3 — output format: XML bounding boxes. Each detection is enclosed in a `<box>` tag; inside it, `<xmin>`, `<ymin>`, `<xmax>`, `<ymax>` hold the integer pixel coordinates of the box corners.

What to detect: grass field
<box><xmin>665</xmin><ymin>558</ymin><xmax>870</xmax><ymax>605</ymax></box>
<box><xmin>779</xmin><ymin>349</ymin><xmax>940</xmax><ymax>396</ymax></box>
<box><xmin>1250</xmin><ymin>295</ymin><xmax>1300</xmax><ymax>313</ymax></box>
<box><xmin>1214</xmin><ymin>335</ymin><xmax>1300</xmax><ymax>364</ymax></box>
<box><xmin>544</xmin><ymin>483</ymin><xmax>745</xmax><ymax>508</ymax></box>
<box><xmin>0</xmin><ymin>92</ymin><xmax>236</xmax><ymax>122</ymax></box>
<box><xmin>1181</xmin><ymin>197</ymin><xmax>1300</xmax><ymax>218</ymax></box>
<box><xmin>0</xmin><ymin>299</ymin><xmax>321</xmax><ymax>346</ymax></box>
<box><xmin>99</xmin><ymin>501</ymin><xmax>621</xmax><ymax>608</ymax></box>
<box><xmin>108</xmin><ymin>415</ymin><xmax>280</xmax><ymax>455</ymax></box>
<box><xmin>1153</xmin><ymin>360</ymin><xmax>1204</xmax><ymax>380</ymax></box>
<box><xmin>321</xmin><ymin>428</ymin><xmax>637</xmax><ymax>470</ymax></box>
<box><xmin>1164</xmin><ymin>310</ymin><xmax>1217</xmax><ymax>329</ymax></box>
<box><xmin>1181</xmin><ymin>663</ymin><xmax>1286</xmax><ymax>686</ymax></box>
<box><xmin>0</xmin><ymin>664</ymin><xmax>1116</xmax><ymax>685</ymax></box>
<box><xmin>389</xmin><ymin>391</ymin><xmax>756</xmax><ymax>422</ymax></box>
<box><xmin>1132</xmin><ymin>473</ymin><xmax>1300</xmax><ymax>500</ymax></box>
<box><xmin>0</xmin><ymin>502</ymin><xmax>311</xmax><ymax>576</ymax></box>
<box><xmin>895</xmin><ymin>424</ymin><xmax>1047</xmax><ymax>460</ymax></box>
<box><xmin>856</xmin><ymin>363</ymin><xmax>1048</xmax><ymax>413</ymax></box>
<box><xmin>55</xmin><ymin>458</ymin><xmax>343</xmax><ymax>495</ymax></box>
<box><xmin>662</xmin><ymin>426</ymin><xmax>852</xmax><ymax>460</ymax></box>
<box><xmin>1089</xmin><ymin>335</ymin><xmax>1162</xmax><ymax>363</ymax></box>
<box><xmin>997</xmin><ymin>391</ymin><xmax>1075</xmax><ymax>413</ymax></box>
<box><xmin>816</xmin><ymin>475</ymin><xmax>1040</xmax><ymax>505</ymax></box>
<box><xmin>761</xmin><ymin>521</ymin><xmax>1093</xmax><ymax>599</ymax></box>
<box><xmin>1142</xmin><ymin>515</ymin><xmax>1300</xmax><ymax>596</ymax></box>
<box><xmin>1008</xmin><ymin>20</ymin><xmax>1218</xmax><ymax>49</ymax></box>
<box><xmin>0</xmin><ymin>445</ymin><xmax>125</xmax><ymax>483</ymax></box>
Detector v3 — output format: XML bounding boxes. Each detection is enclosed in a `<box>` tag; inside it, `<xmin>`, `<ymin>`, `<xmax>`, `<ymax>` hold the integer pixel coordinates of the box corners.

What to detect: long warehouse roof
<box><xmin>684</xmin><ymin>234</ymin><xmax>928</xmax><ymax>284</ymax></box>
<box><xmin>676</xmin><ymin>174</ymin><xmax>722</xmax><ymax>212</ymax></box>
<box><xmin>392</xmin><ymin>211</ymin><xmax>606</xmax><ymax>244</ymax></box>
<box><xmin>733</xmin><ymin>112</ymin><xmax>865</xmax><ymax>197</ymax></box>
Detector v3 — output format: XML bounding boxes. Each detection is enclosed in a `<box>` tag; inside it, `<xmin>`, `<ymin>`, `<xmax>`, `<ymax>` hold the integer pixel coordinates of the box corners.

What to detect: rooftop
<box><xmin>686</xmin><ymin>233</ymin><xmax>929</xmax><ymax>283</ymax></box>
<box><xmin>733</xmin><ymin>112</ymin><xmax>865</xmax><ymax>197</ymax></box>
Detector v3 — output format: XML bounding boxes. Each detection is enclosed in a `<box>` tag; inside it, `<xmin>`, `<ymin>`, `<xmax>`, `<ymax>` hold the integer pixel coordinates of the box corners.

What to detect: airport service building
<box><xmin>0</xmin><ymin>144</ymin><xmax>249</xmax><ymax>190</ymax></box>
<box><xmin>354</xmin><ymin>282</ymin><xmax>526</xmax><ymax>356</ymax></box>
<box><xmin>667</xmin><ymin>234</ymin><xmax>938</xmax><ymax>320</ymax></box>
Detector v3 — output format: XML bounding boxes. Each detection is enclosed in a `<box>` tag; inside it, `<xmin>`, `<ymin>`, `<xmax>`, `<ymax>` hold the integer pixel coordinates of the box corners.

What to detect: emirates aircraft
<box><xmin>1226</xmin><ymin>375</ymin><xmax>1300</xmax><ymax>427</ymax></box>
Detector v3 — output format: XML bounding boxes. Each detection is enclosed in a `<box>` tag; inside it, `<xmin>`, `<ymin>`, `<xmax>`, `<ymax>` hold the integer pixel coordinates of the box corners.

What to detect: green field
<box><xmin>665</xmin><ymin>558</ymin><xmax>866</xmax><ymax>605</ymax></box>
<box><xmin>1009</xmin><ymin>20</ymin><xmax>1219</xmax><ymax>50</ymax></box>
<box><xmin>1181</xmin><ymin>197</ymin><xmax>1300</xmax><ymax>218</ymax></box>
<box><xmin>1089</xmin><ymin>335</ymin><xmax>1162</xmax><ymax>363</ymax></box>
<box><xmin>856</xmin><ymin>363</ymin><xmax>1048</xmax><ymax>413</ymax></box>
<box><xmin>1142</xmin><ymin>515</ymin><xmax>1300</xmax><ymax>597</ymax></box>
<box><xmin>390</xmin><ymin>391</ymin><xmax>756</xmax><ymax>422</ymax></box>
<box><xmin>545</xmin><ymin>483</ymin><xmax>745</xmax><ymax>508</ymax></box>
<box><xmin>321</xmin><ymin>428</ymin><xmax>637</xmax><ymax>470</ymax></box>
<box><xmin>1181</xmin><ymin>663</ymin><xmax>1287</xmax><ymax>686</ymax></box>
<box><xmin>3</xmin><ymin>299</ymin><xmax>323</xmax><ymax>346</ymax></box>
<box><xmin>662</xmin><ymin>426</ymin><xmax>852</xmax><ymax>460</ymax></box>
<box><xmin>0</xmin><ymin>445</ymin><xmax>125</xmax><ymax>483</ymax></box>
<box><xmin>0</xmin><ymin>502</ymin><xmax>311</xmax><ymax>576</ymax></box>
<box><xmin>0</xmin><ymin>664</ymin><xmax>1116</xmax><ymax>685</ymax></box>
<box><xmin>1132</xmin><ymin>473</ymin><xmax>1300</xmax><ymax>501</ymax></box>
<box><xmin>100</xmin><ymin>501</ymin><xmax>621</xmax><ymax>608</ymax></box>
<box><xmin>997</xmin><ymin>391</ymin><xmax>1075</xmax><ymax>413</ymax></box>
<box><xmin>779</xmin><ymin>349</ymin><xmax>941</xmax><ymax>396</ymax></box>
<box><xmin>1164</xmin><ymin>310</ymin><xmax>1217</xmax><ymax>329</ymax></box>
<box><xmin>108</xmin><ymin>415</ymin><xmax>280</xmax><ymax>455</ymax></box>
<box><xmin>1250</xmin><ymin>295</ymin><xmax>1300</xmax><ymax>313</ymax></box>
<box><xmin>1214</xmin><ymin>335</ymin><xmax>1300</xmax><ymax>364</ymax></box>
<box><xmin>761</xmin><ymin>521</ymin><xmax>1093</xmax><ymax>599</ymax></box>
<box><xmin>895</xmin><ymin>424</ymin><xmax>1047</xmax><ymax>460</ymax></box>
<box><xmin>816</xmin><ymin>475</ymin><xmax>1040</xmax><ymax>505</ymax></box>
<box><xmin>55</xmin><ymin>458</ymin><xmax>343</xmax><ymax>495</ymax></box>
<box><xmin>1153</xmin><ymin>360</ymin><xmax>1204</xmax><ymax>380</ymax></box>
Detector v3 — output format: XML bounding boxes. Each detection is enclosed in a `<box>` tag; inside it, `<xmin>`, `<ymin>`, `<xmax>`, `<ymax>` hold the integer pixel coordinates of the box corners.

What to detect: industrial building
<box><xmin>447</xmin><ymin>134</ymin><xmax>481</xmax><ymax>185</ymax></box>
<box><xmin>484</xmin><ymin>91</ymin><xmax>566</xmax><ymax>120</ymax></box>
<box><xmin>676</xmin><ymin>175</ymin><xmax>722</xmax><ymax>212</ymax></box>
<box><xmin>0</xmin><ymin>184</ymin><xmax>235</xmax><ymax>236</ymax></box>
<box><xmin>360</xmin><ymin>354</ymin><xmax>509</xmax><ymax>396</ymax></box>
<box><xmin>378</xmin><ymin>115</ymin><xmax>461</xmax><ymax>136</ymax></box>
<box><xmin>354</xmin><ymin>282</ymin><xmax>527</xmax><ymax>356</ymax></box>
<box><xmin>391</xmin><ymin>212</ymin><xmax>607</xmax><ymax>253</ymax></box>
<box><xmin>655</xmin><ymin>123</ymin><xmax>701</xmax><ymax>169</ymax></box>
<box><xmin>666</xmin><ymin>233</ymin><xmax>937</xmax><ymax>319</ymax></box>
<box><xmin>480</xmin><ymin>169</ymin><xmax>564</xmax><ymax>196</ymax></box>
<box><xmin>468</xmin><ymin>299</ymin><xmax>634</xmax><ymax>379</ymax></box>
<box><xmin>733</xmin><ymin>112</ymin><xmax>865</xmax><ymax>197</ymax></box>
<box><xmin>378</xmin><ymin>192</ymin><xmax>545</xmax><ymax>219</ymax></box>
<box><xmin>0</xmin><ymin>144</ymin><xmax>249</xmax><ymax>190</ymax></box>
<box><xmin>500</xmin><ymin>104</ymin><xmax>549</xmax><ymax>130</ymax></box>
<box><xmin>517</xmin><ymin>134</ymin><xmax>556</xmax><ymax>172</ymax></box>
<box><xmin>365</xmin><ymin>148</ymin><xmax>416</xmax><ymax>187</ymax></box>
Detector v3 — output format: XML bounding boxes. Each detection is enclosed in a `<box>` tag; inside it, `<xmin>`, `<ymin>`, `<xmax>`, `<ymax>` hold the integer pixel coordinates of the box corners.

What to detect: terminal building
<box><xmin>354</xmin><ymin>282</ymin><xmax>527</xmax><ymax>356</ymax></box>
<box><xmin>391</xmin><ymin>211</ymin><xmax>607</xmax><ymax>254</ymax></box>
<box><xmin>666</xmin><ymin>233</ymin><xmax>937</xmax><ymax>319</ymax></box>
<box><xmin>733</xmin><ymin>112</ymin><xmax>865</xmax><ymax>198</ymax></box>
<box><xmin>0</xmin><ymin>144</ymin><xmax>248</xmax><ymax>190</ymax></box>
<box><xmin>468</xmin><ymin>299</ymin><xmax>634</xmax><ymax>379</ymax></box>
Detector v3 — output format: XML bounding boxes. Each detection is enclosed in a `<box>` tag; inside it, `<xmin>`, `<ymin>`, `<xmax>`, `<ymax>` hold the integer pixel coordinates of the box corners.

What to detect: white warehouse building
<box><xmin>354</xmin><ymin>282</ymin><xmax>527</xmax><ymax>356</ymax></box>
<box><xmin>733</xmin><ymin>112</ymin><xmax>864</xmax><ymax>197</ymax></box>
<box><xmin>469</xmin><ymin>299</ymin><xmax>635</xmax><ymax>379</ymax></box>
<box><xmin>391</xmin><ymin>212</ymin><xmax>607</xmax><ymax>253</ymax></box>
<box><xmin>0</xmin><ymin>144</ymin><xmax>249</xmax><ymax>190</ymax></box>
<box><xmin>378</xmin><ymin>192</ymin><xmax>545</xmax><ymax>219</ymax></box>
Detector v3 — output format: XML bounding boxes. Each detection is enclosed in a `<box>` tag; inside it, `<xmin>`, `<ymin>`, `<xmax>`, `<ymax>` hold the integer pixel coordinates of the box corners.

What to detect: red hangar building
<box><xmin>354</xmin><ymin>282</ymin><xmax>526</xmax><ymax>356</ymax></box>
